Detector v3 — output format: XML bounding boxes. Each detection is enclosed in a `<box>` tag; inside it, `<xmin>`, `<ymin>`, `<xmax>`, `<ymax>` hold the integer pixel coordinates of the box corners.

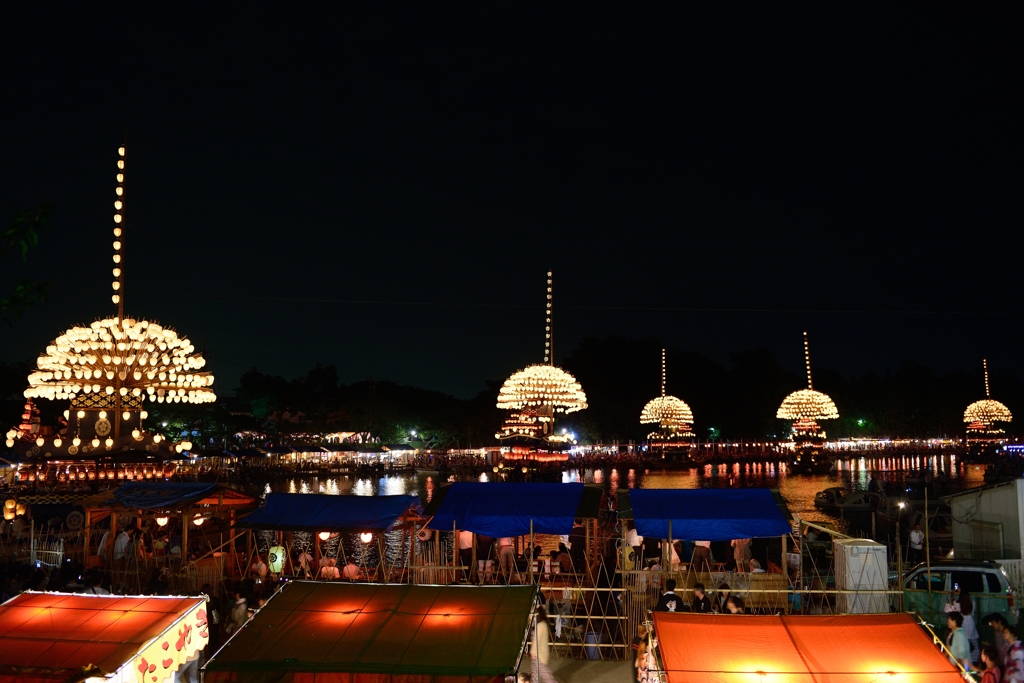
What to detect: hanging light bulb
<box><xmin>132</xmin><ymin>429</ymin><xmax>141</xmax><ymax>439</ymax></box>
<box><xmin>156</xmin><ymin>516</ymin><xmax>169</xmax><ymax>527</ymax></box>
<box><xmin>72</xmin><ymin>437</ymin><xmax>81</xmax><ymax>447</ymax></box>
<box><xmin>318</xmin><ymin>531</ymin><xmax>330</xmax><ymax>541</ymax></box>
<box><xmin>104</xmin><ymin>437</ymin><xmax>113</xmax><ymax>448</ymax></box>
<box><xmin>99</xmin><ymin>411</ymin><xmax>107</xmax><ymax>419</ymax></box>
<box><xmin>123</xmin><ymin>411</ymin><xmax>131</xmax><ymax>420</ymax></box>
<box><xmin>91</xmin><ymin>438</ymin><xmax>100</xmax><ymax>448</ymax></box>
<box><xmin>53</xmin><ymin>438</ymin><xmax>62</xmax><ymax>448</ymax></box>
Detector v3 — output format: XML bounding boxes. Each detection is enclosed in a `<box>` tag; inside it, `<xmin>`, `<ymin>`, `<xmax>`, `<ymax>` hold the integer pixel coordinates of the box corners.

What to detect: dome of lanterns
<box><xmin>964</xmin><ymin>360</ymin><xmax>1012</xmax><ymax>427</ymax></box>
<box><xmin>495</xmin><ymin>271</ymin><xmax>587</xmax><ymax>444</ymax></box>
<box><xmin>640</xmin><ymin>348</ymin><xmax>694</xmax><ymax>439</ymax></box>
<box><xmin>24</xmin><ymin>317</ymin><xmax>214</xmax><ymax>405</ymax></box>
<box><xmin>776</xmin><ymin>332</ymin><xmax>839</xmax><ymax>432</ymax></box>
<box><xmin>496</xmin><ymin>364</ymin><xmax>588</xmax><ymax>414</ymax></box>
<box><xmin>964</xmin><ymin>400</ymin><xmax>1013</xmax><ymax>425</ymax></box>
<box><xmin>4</xmin><ymin>144</ymin><xmax>206</xmax><ymax>460</ymax></box>
<box><xmin>640</xmin><ymin>395</ymin><xmax>694</xmax><ymax>429</ymax></box>
<box><xmin>776</xmin><ymin>389</ymin><xmax>840</xmax><ymax>421</ymax></box>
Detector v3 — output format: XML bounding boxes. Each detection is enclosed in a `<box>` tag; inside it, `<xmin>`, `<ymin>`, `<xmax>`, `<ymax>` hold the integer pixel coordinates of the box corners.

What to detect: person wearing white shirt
<box><xmin>113</xmin><ymin>529</ymin><xmax>131</xmax><ymax>561</ymax></box>
<box><xmin>458</xmin><ymin>530</ymin><xmax>474</xmax><ymax>582</ymax></box>
<box><xmin>626</xmin><ymin>525</ymin><xmax>643</xmax><ymax>568</ymax></box>
<box><xmin>908</xmin><ymin>523</ymin><xmax>925</xmax><ymax>566</ymax></box>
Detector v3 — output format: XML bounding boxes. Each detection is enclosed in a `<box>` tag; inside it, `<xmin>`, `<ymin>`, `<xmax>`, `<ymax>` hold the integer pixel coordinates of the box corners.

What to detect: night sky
<box><xmin>3</xmin><ymin>5</ymin><xmax>1022</xmax><ymax>400</ymax></box>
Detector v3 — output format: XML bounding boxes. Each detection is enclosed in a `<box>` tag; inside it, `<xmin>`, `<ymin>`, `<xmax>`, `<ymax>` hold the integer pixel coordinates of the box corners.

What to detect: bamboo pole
<box><xmin>925</xmin><ymin>486</ymin><xmax>932</xmax><ymax>608</ymax></box>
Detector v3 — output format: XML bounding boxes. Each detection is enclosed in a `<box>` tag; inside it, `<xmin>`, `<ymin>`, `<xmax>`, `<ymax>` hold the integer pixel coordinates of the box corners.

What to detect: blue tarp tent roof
<box><xmin>85</xmin><ymin>482</ymin><xmax>221</xmax><ymax>510</ymax></box>
<box><xmin>628</xmin><ymin>489</ymin><xmax>792</xmax><ymax>541</ymax></box>
<box><xmin>425</xmin><ymin>482</ymin><xmax>586</xmax><ymax>537</ymax></box>
<box><xmin>239</xmin><ymin>493</ymin><xmax>420</xmax><ymax>532</ymax></box>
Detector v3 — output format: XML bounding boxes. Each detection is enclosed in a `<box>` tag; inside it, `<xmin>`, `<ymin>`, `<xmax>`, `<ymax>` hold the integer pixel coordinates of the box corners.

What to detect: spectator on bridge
<box><xmin>691</xmin><ymin>541</ymin><xmax>711</xmax><ymax>573</ymax></box>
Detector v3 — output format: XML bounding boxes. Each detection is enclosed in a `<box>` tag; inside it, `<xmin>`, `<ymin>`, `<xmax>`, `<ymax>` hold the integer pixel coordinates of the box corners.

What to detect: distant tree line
<box><xmin>2</xmin><ymin>336</ymin><xmax>1020</xmax><ymax>448</ymax></box>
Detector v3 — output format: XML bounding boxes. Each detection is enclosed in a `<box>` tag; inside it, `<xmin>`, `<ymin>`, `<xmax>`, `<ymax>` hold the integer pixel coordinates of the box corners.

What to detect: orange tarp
<box><xmin>0</xmin><ymin>591</ymin><xmax>208</xmax><ymax>683</ymax></box>
<box><xmin>653</xmin><ymin>613</ymin><xmax>964</xmax><ymax>683</ymax></box>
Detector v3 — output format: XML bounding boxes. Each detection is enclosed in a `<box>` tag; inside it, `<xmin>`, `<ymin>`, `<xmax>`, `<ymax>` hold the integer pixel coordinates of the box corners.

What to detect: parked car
<box><xmin>901</xmin><ymin>560</ymin><xmax>1017</xmax><ymax>644</ymax></box>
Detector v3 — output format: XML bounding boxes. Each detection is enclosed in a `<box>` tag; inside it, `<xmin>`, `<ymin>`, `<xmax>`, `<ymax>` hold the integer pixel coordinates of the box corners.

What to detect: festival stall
<box><xmin>203</xmin><ymin>581</ymin><xmax>536</xmax><ymax>683</ymax></box>
<box><xmin>651</xmin><ymin>612</ymin><xmax>966</xmax><ymax>682</ymax></box>
<box><xmin>0</xmin><ymin>591</ymin><xmax>209</xmax><ymax>683</ymax></box>
<box><xmin>239</xmin><ymin>493</ymin><xmax>421</xmax><ymax>580</ymax></box>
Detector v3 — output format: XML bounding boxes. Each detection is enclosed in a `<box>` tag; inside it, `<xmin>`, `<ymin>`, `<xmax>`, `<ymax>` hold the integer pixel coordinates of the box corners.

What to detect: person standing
<box><xmin>908</xmin><ymin>523</ymin><xmax>925</xmax><ymax>566</ymax></box>
<box><xmin>458</xmin><ymin>530</ymin><xmax>474</xmax><ymax>582</ymax></box>
<box><xmin>497</xmin><ymin>537</ymin><xmax>515</xmax><ymax>580</ymax></box>
<box><xmin>731</xmin><ymin>538</ymin><xmax>752</xmax><ymax>572</ymax></box>
<box><xmin>113</xmin><ymin>527</ymin><xmax>131</xmax><ymax>562</ymax></box>
<box><xmin>655</xmin><ymin>579</ymin><xmax>680</xmax><ymax>613</ymax></box>
<box><xmin>531</xmin><ymin>606</ymin><xmax>556</xmax><ymax>683</ymax></box>
<box><xmin>224</xmin><ymin>591</ymin><xmax>248</xmax><ymax>637</ymax></box>
<box><xmin>947</xmin><ymin>612</ymin><xmax>972</xmax><ymax>672</ymax></box>
<box><xmin>691</xmin><ymin>541</ymin><xmax>711</xmax><ymax>573</ymax></box>
<box><xmin>297</xmin><ymin>548</ymin><xmax>313</xmax><ymax>579</ymax></box>
<box><xmin>995</xmin><ymin>619</ymin><xmax>1024</xmax><ymax>683</ymax></box>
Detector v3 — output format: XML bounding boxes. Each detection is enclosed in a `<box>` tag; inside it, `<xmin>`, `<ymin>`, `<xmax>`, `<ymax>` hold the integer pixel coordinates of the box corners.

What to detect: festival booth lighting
<box><xmin>0</xmin><ymin>591</ymin><xmax>209</xmax><ymax>683</ymax></box>
<box><xmin>617</xmin><ymin>489</ymin><xmax>795</xmax><ymax>637</ymax></box>
<box><xmin>424</xmin><ymin>482</ymin><xmax>601</xmax><ymax>577</ymax></box>
<box><xmin>651</xmin><ymin>612</ymin><xmax>965</xmax><ymax>682</ymax></box>
<box><xmin>81</xmin><ymin>482</ymin><xmax>257</xmax><ymax>590</ymax></box>
<box><xmin>203</xmin><ymin>582</ymin><xmax>536</xmax><ymax>683</ymax></box>
<box><xmin>239</xmin><ymin>493</ymin><xmax>421</xmax><ymax>581</ymax></box>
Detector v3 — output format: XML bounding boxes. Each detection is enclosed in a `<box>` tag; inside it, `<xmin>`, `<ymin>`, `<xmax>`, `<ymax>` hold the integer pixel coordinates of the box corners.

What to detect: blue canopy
<box><xmin>111</xmin><ymin>482</ymin><xmax>219</xmax><ymax>510</ymax></box>
<box><xmin>427</xmin><ymin>482</ymin><xmax>585</xmax><ymax>537</ymax></box>
<box><xmin>240</xmin><ymin>493</ymin><xmax>419</xmax><ymax>532</ymax></box>
<box><xmin>628</xmin><ymin>489</ymin><xmax>791</xmax><ymax>540</ymax></box>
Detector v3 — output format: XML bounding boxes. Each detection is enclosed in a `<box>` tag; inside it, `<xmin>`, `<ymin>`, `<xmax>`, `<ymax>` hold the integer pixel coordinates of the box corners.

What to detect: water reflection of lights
<box><xmin>478</xmin><ymin>472</ymin><xmax>489</xmax><ymax>482</ymax></box>
<box><xmin>353</xmin><ymin>479</ymin><xmax>373</xmax><ymax>496</ymax></box>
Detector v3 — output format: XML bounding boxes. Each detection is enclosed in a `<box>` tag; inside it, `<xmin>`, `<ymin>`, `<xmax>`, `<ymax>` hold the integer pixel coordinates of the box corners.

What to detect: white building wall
<box><xmin>950</xmin><ymin>480</ymin><xmax>1022</xmax><ymax>560</ymax></box>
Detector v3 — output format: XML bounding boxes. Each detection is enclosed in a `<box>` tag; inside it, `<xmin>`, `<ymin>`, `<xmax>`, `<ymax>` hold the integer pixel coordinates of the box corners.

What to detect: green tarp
<box><xmin>204</xmin><ymin>582</ymin><xmax>537</xmax><ymax>683</ymax></box>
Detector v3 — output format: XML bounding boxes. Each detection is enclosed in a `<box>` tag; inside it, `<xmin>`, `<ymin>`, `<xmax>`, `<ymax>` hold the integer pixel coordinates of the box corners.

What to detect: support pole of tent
<box><xmin>84</xmin><ymin>509</ymin><xmax>92</xmax><ymax>566</ymax></box>
<box><xmin>667</xmin><ymin>520</ymin><xmax>672</xmax><ymax>574</ymax></box>
<box><xmin>468</xmin><ymin>536</ymin><xmax>477</xmax><ymax>585</ymax></box>
<box><xmin>781</xmin><ymin>531</ymin><xmax>788</xmax><ymax>613</ymax></box>
<box><xmin>796</xmin><ymin>515</ymin><xmax>802</xmax><ymax>599</ymax></box>
<box><xmin>453</xmin><ymin>520</ymin><xmax>457</xmax><ymax>582</ymax></box>
<box><xmin>109</xmin><ymin>511</ymin><xmax>118</xmax><ymax>578</ymax></box>
<box><xmin>182</xmin><ymin>512</ymin><xmax>189</xmax><ymax>579</ymax></box>
<box><xmin>585</xmin><ymin>521</ymin><xmax>591</xmax><ymax>579</ymax></box>
<box><xmin>925</xmin><ymin>487</ymin><xmax>932</xmax><ymax>611</ymax></box>
<box><xmin>529</xmin><ymin>520</ymin><xmax>534</xmax><ymax>585</ymax></box>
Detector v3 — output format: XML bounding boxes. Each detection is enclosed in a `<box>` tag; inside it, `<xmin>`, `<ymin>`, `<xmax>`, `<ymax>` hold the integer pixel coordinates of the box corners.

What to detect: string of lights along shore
<box><xmin>495</xmin><ymin>271</ymin><xmax>587</xmax><ymax>444</ymax></box>
<box><xmin>5</xmin><ymin>144</ymin><xmax>211</xmax><ymax>472</ymax></box>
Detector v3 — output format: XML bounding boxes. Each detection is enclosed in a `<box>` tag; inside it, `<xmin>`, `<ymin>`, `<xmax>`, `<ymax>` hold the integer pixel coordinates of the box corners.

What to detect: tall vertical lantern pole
<box><xmin>803</xmin><ymin>331</ymin><xmax>813</xmax><ymax>390</ymax></box>
<box><xmin>984</xmin><ymin>359</ymin><xmax>991</xmax><ymax>399</ymax></box>
<box><xmin>113</xmin><ymin>143</ymin><xmax>126</xmax><ymax>439</ymax></box>
<box><xmin>544</xmin><ymin>271</ymin><xmax>553</xmax><ymax>365</ymax></box>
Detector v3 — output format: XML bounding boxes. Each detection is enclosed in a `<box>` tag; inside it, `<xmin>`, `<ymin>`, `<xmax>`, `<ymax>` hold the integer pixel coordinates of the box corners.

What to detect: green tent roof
<box><xmin>204</xmin><ymin>582</ymin><xmax>537</xmax><ymax>683</ymax></box>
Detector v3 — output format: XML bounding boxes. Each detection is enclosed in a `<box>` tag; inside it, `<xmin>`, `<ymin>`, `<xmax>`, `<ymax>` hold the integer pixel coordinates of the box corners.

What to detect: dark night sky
<box><xmin>3</xmin><ymin>5</ymin><xmax>1022</xmax><ymax>399</ymax></box>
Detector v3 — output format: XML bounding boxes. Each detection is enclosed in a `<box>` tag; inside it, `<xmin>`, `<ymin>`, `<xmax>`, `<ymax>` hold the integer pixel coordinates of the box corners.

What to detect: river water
<box><xmin>263</xmin><ymin>453</ymin><xmax>986</xmax><ymax>545</ymax></box>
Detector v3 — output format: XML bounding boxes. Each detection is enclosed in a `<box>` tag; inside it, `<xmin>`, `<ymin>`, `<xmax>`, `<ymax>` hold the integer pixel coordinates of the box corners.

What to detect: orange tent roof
<box><xmin>0</xmin><ymin>592</ymin><xmax>209</xmax><ymax>683</ymax></box>
<box><xmin>653</xmin><ymin>613</ymin><xmax>963</xmax><ymax>683</ymax></box>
